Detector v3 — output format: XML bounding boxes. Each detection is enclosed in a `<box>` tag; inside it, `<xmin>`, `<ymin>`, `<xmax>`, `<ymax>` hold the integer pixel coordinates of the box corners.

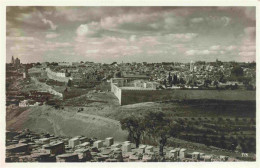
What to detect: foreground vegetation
<box><xmin>121</xmin><ymin>112</ymin><xmax>181</xmax><ymax>156</ymax></box>
<box><xmin>120</xmin><ymin>109</ymin><xmax>256</xmax><ymax>155</ymax></box>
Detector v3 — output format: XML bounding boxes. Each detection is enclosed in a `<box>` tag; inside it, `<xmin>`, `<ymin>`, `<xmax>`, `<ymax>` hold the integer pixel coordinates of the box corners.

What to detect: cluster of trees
<box><xmin>229</xmin><ymin>65</ymin><xmax>255</xmax><ymax>90</ymax></box>
<box><xmin>120</xmin><ymin>112</ymin><xmax>181</xmax><ymax>156</ymax></box>
<box><xmin>177</xmin><ymin>117</ymin><xmax>256</xmax><ymax>153</ymax></box>
<box><xmin>163</xmin><ymin>72</ymin><xmax>185</xmax><ymax>88</ymax></box>
<box><xmin>120</xmin><ymin>111</ymin><xmax>256</xmax><ymax>155</ymax></box>
<box><xmin>180</xmin><ymin>133</ymin><xmax>255</xmax><ymax>153</ymax></box>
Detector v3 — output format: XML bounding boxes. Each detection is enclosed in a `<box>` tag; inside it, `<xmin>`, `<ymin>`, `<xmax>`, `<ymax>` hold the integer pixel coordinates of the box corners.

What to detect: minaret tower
<box><xmin>11</xmin><ymin>56</ymin><xmax>15</xmax><ymax>65</ymax></box>
<box><xmin>190</xmin><ymin>61</ymin><xmax>194</xmax><ymax>72</ymax></box>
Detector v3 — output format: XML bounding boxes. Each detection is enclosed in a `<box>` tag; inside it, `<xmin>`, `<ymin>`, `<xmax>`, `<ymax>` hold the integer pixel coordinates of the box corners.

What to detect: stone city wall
<box><xmin>111</xmin><ymin>83</ymin><xmax>122</xmax><ymax>105</ymax></box>
<box><xmin>116</xmin><ymin>89</ymin><xmax>255</xmax><ymax>105</ymax></box>
<box><xmin>46</xmin><ymin>68</ymin><xmax>70</xmax><ymax>83</ymax></box>
<box><xmin>31</xmin><ymin>77</ymin><xmax>63</xmax><ymax>98</ymax></box>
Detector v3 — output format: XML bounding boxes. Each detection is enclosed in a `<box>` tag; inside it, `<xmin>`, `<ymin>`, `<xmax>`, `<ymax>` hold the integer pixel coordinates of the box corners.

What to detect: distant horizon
<box><xmin>7</xmin><ymin>7</ymin><xmax>256</xmax><ymax>63</ymax></box>
<box><xmin>6</xmin><ymin>56</ymin><xmax>256</xmax><ymax>64</ymax></box>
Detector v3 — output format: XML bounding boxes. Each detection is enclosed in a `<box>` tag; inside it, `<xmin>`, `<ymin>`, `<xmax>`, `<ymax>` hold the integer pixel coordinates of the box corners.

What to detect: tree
<box><xmin>231</xmin><ymin>66</ymin><xmax>244</xmax><ymax>77</ymax></box>
<box><xmin>144</xmin><ymin>112</ymin><xmax>180</xmax><ymax>156</ymax></box>
<box><xmin>173</xmin><ymin>74</ymin><xmax>178</xmax><ymax>85</ymax></box>
<box><xmin>120</xmin><ymin>116</ymin><xmax>145</xmax><ymax>148</ymax></box>
<box><xmin>67</xmin><ymin>79</ymin><xmax>72</xmax><ymax>87</ymax></box>
<box><xmin>168</xmin><ymin>72</ymin><xmax>172</xmax><ymax>87</ymax></box>
<box><xmin>179</xmin><ymin>77</ymin><xmax>185</xmax><ymax>85</ymax></box>
<box><xmin>230</xmin><ymin>66</ymin><xmax>244</xmax><ymax>82</ymax></box>
<box><xmin>204</xmin><ymin>79</ymin><xmax>211</xmax><ymax>88</ymax></box>
<box><xmin>234</xmin><ymin>83</ymin><xmax>238</xmax><ymax>89</ymax></box>
<box><xmin>219</xmin><ymin>73</ymin><xmax>227</xmax><ymax>83</ymax></box>
<box><xmin>163</xmin><ymin>79</ymin><xmax>167</xmax><ymax>88</ymax></box>
<box><xmin>213</xmin><ymin>80</ymin><xmax>219</xmax><ymax>89</ymax></box>
<box><xmin>114</xmin><ymin>71</ymin><xmax>122</xmax><ymax>78</ymax></box>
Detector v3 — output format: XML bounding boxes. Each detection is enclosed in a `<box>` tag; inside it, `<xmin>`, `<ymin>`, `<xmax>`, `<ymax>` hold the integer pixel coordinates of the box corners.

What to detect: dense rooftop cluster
<box><xmin>35</xmin><ymin>60</ymin><xmax>256</xmax><ymax>90</ymax></box>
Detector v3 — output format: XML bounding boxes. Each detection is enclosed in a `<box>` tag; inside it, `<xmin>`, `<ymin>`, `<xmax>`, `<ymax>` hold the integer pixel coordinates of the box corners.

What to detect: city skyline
<box><xmin>7</xmin><ymin>7</ymin><xmax>256</xmax><ymax>63</ymax></box>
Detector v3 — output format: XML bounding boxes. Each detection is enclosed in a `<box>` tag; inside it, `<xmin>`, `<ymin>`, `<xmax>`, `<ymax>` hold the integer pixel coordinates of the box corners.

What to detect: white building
<box><xmin>19</xmin><ymin>100</ymin><xmax>29</xmax><ymax>107</ymax></box>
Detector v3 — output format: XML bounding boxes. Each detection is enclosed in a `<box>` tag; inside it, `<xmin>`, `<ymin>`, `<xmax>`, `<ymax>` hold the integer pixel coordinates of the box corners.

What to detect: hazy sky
<box><xmin>6</xmin><ymin>7</ymin><xmax>256</xmax><ymax>63</ymax></box>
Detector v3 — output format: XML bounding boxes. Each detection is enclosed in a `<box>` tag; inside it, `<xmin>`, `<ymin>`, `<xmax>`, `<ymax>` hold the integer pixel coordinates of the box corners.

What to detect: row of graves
<box><xmin>6</xmin><ymin>129</ymin><xmax>236</xmax><ymax>162</ymax></box>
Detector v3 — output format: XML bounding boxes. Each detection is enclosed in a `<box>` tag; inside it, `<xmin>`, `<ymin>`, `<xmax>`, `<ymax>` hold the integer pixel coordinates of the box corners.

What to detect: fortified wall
<box><xmin>120</xmin><ymin>89</ymin><xmax>256</xmax><ymax>105</ymax></box>
<box><xmin>111</xmin><ymin>83</ymin><xmax>122</xmax><ymax>104</ymax></box>
<box><xmin>31</xmin><ymin>77</ymin><xmax>63</xmax><ymax>98</ymax></box>
<box><xmin>110</xmin><ymin>78</ymin><xmax>256</xmax><ymax>105</ymax></box>
<box><xmin>46</xmin><ymin>68</ymin><xmax>70</xmax><ymax>83</ymax></box>
<box><xmin>47</xmin><ymin>88</ymin><xmax>63</xmax><ymax>98</ymax></box>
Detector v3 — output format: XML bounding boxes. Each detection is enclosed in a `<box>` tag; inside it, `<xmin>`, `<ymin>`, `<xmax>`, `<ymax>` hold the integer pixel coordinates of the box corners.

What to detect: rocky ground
<box><xmin>6</xmin><ymin>103</ymin><xmax>128</xmax><ymax>141</ymax></box>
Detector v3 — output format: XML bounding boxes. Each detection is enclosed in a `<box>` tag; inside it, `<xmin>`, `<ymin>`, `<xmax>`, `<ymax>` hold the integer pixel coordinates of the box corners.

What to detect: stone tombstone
<box><xmin>169</xmin><ymin>149</ymin><xmax>178</xmax><ymax>159</ymax></box>
<box><xmin>179</xmin><ymin>148</ymin><xmax>187</xmax><ymax>159</ymax></box>
<box><xmin>204</xmin><ymin>155</ymin><xmax>212</xmax><ymax>162</ymax></box>
<box><xmin>174</xmin><ymin>148</ymin><xmax>181</xmax><ymax>157</ymax></box>
<box><xmin>79</xmin><ymin>142</ymin><xmax>90</xmax><ymax>147</ymax></box>
<box><xmin>56</xmin><ymin>153</ymin><xmax>79</xmax><ymax>162</ymax></box>
<box><xmin>68</xmin><ymin>137</ymin><xmax>80</xmax><ymax>148</ymax></box>
<box><xmin>39</xmin><ymin>138</ymin><xmax>50</xmax><ymax>144</ymax></box>
<box><xmin>122</xmin><ymin>143</ymin><xmax>131</xmax><ymax>153</ymax></box>
<box><xmin>93</xmin><ymin>140</ymin><xmax>103</xmax><ymax>148</ymax></box>
<box><xmin>145</xmin><ymin>146</ymin><xmax>153</xmax><ymax>153</ymax></box>
<box><xmin>105</xmin><ymin>137</ymin><xmax>114</xmax><ymax>147</ymax></box>
<box><xmin>139</xmin><ymin>145</ymin><xmax>147</xmax><ymax>153</ymax></box>
<box><xmin>79</xmin><ymin>137</ymin><xmax>88</xmax><ymax>144</ymax></box>
<box><xmin>111</xmin><ymin>143</ymin><xmax>121</xmax><ymax>150</ymax></box>
<box><xmin>123</xmin><ymin>141</ymin><xmax>131</xmax><ymax>144</ymax></box>
<box><xmin>200</xmin><ymin>153</ymin><xmax>205</xmax><ymax>160</ymax></box>
<box><xmin>113</xmin><ymin>150</ymin><xmax>123</xmax><ymax>162</ymax></box>
<box><xmin>192</xmin><ymin>152</ymin><xmax>200</xmax><ymax>160</ymax></box>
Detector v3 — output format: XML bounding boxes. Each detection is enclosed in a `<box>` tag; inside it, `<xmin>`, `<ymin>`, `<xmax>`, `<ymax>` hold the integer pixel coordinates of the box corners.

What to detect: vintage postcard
<box><xmin>0</xmin><ymin>0</ymin><xmax>259</xmax><ymax>168</ymax></box>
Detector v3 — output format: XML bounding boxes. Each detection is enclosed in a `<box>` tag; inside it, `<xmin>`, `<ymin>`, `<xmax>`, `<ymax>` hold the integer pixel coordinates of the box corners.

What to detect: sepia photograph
<box><xmin>1</xmin><ymin>0</ymin><xmax>259</xmax><ymax>167</ymax></box>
